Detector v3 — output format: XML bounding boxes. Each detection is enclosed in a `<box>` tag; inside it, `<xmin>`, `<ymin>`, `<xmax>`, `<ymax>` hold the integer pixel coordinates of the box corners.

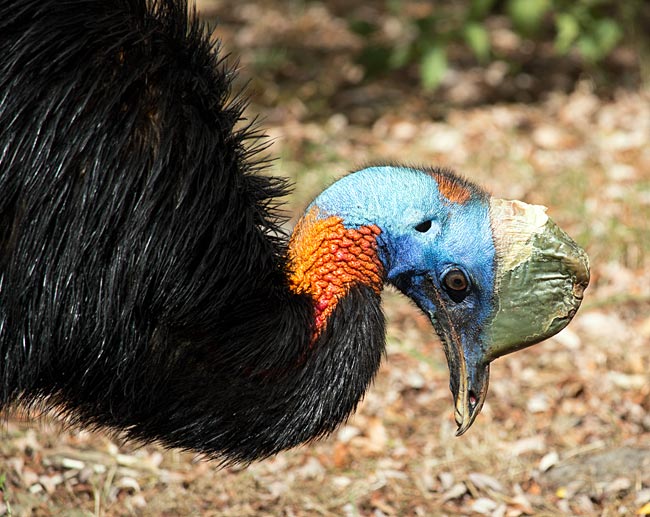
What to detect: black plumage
<box><xmin>0</xmin><ymin>0</ymin><xmax>384</xmax><ymax>463</ymax></box>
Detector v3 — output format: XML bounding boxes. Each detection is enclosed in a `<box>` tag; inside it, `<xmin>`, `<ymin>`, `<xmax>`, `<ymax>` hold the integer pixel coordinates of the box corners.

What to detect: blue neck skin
<box><xmin>308</xmin><ymin>165</ymin><xmax>497</xmax><ymax>337</ymax></box>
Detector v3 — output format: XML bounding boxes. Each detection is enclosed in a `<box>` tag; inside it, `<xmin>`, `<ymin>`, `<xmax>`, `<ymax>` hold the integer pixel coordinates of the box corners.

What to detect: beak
<box><xmin>424</xmin><ymin>283</ymin><xmax>491</xmax><ymax>436</ymax></box>
<box><xmin>427</xmin><ymin>199</ymin><xmax>589</xmax><ymax>436</ymax></box>
<box><xmin>454</xmin><ymin>362</ymin><xmax>489</xmax><ymax>436</ymax></box>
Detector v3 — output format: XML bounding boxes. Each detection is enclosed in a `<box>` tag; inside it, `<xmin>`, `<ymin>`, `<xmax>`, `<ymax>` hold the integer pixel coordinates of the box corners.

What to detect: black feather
<box><xmin>0</xmin><ymin>0</ymin><xmax>386</xmax><ymax>463</ymax></box>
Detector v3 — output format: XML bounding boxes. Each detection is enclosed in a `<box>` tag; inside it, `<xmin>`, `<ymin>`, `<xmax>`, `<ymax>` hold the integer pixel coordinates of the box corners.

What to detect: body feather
<box><xmin>0</xmin><ymin>0</ymin><xmax>385</xmax><ymax>463</ymax></box>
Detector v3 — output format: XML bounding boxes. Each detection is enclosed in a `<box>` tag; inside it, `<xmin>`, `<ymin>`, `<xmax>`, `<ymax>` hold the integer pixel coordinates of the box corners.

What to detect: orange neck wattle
<box><xmin>288</xmin><ymin>208</ymin><xmax>384</xmax><ymax>335</ymax></box>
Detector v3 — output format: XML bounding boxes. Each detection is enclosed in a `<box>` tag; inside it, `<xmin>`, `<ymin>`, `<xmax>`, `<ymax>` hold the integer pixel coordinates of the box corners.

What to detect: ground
<box><xmin>1</xmin><ymin>1</ymin><xmax>650</xmax><ymax>515</ymax></box>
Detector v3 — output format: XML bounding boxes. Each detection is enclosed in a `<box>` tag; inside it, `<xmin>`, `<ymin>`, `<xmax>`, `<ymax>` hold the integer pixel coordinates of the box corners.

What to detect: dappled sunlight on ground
<box><xmin>1</xmin><ymin>1</ymin><xmax>649</xmax><ymax>515</ymax></box>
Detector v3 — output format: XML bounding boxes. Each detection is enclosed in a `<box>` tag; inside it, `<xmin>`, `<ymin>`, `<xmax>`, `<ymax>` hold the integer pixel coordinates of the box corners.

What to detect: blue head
<box><xmin>308</xmin><ymin>165</ymin><xmax>589</xmax><ymax>433</ymax></box>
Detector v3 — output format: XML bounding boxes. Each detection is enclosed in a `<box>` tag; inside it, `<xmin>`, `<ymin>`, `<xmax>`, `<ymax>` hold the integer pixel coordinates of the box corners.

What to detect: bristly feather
<box><xmin>0</xmin><ymin>0</ymin><xmax>386</xmax><ymax>463</ymax></box>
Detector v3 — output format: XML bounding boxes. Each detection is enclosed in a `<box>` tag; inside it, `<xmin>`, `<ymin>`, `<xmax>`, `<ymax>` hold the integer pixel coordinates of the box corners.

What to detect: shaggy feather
<box><xmin>0</xmin><ymin>0</ymin><xmax>387</xmax><ymax>463</ymax></box>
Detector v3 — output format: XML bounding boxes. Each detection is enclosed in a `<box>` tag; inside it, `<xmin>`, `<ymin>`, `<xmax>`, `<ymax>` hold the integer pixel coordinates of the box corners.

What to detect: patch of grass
<box><xmin>0</xmin><ymin>472</ymin><xmax>13</xmax><ymax>516</ymax></box>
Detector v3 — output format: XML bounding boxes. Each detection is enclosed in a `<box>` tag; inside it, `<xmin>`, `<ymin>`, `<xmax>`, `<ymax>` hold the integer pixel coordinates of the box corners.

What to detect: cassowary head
<box><xmin>290</xmin><ymin>165</ymin><xmax>589</xmax><ymax>434</ymax></box>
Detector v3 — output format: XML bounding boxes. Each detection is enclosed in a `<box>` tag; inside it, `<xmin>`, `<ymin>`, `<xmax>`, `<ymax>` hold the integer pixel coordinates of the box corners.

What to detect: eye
<box><xmin>442</xmin><ymin>268</ymin><xmax>470</xmax><ymax>303</ymax></box>
<box><xmin>414</xmin><ymin>220</ymin><xmax>432</xmax><ymax>233</ymax></box>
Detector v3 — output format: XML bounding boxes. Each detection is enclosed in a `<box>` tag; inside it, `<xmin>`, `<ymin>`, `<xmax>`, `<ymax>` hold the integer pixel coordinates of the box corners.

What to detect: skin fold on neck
<box><xmin>287</xmin><ymin>207</ymin><xmax>384</xmax><ymax>335</ymax></box>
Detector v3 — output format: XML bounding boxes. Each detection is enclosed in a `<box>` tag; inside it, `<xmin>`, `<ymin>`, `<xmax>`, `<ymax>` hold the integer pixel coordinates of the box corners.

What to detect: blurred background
<box><xmin>2</xmin><ymin>0</ymin><xmax>650</xmax><ymax>514</ymax></box>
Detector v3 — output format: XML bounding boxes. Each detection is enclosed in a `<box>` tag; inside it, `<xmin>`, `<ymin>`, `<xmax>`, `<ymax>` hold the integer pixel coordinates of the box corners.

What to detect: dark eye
<box><xmin>442</xmin><ymin>268</ymin><xmax>470</xmax><ymax>303</ymax></box>
<box><xmin>414</xmin><ymin>220</ymin><xmax>432</xmax><ymax>233</ymax></box>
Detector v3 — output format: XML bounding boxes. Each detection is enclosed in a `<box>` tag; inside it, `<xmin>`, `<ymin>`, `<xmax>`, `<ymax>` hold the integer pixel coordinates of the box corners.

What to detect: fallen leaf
<box><xmin>38</xmin><ymin>474</ymin><xmax>63</xmax><ymax>494</ymax></box>
<box><xmin>470</xmin><ymin>497</ymin><xmax>498</xmax><ymax>515</ymax></box>
<box><xmin>636</xmin><ymin>489</ymin><xmax>650</xmax><ymax>506</ymax></box>
<box><xmin>605</xmin><ymin>477</ymin><xmax>631</xmax><ymax>494</ymax></box>
<box><xmin>439</xmin><ymin>471</ymin><xmax>455</xmax><ymax>490</ymax></box>
<box><xmin>510</xmin><ymin>493</ymin><xmax>534</xmax><ymax>515</ymax></box>
<box><xmin>60</xmin><ymin>458</ymin><xmax>85</xmax><ymax>470</ymax></box>
<box><xmin>527</xmin><ymin>394</ymin><xmax>549</xmax><ymax>413</ymax></box>
<box><xmin>468</xmin><ymin>472</ymin><xmax>504</xmax><ymax>493</ymax></box>
<box><xmin>443</xmin><ymin>483</ymin><xmax>468</xmax><ymax>501</ymax></box>
<box><xmin>510</xmin><ymin>436</ymin><xmax>546</xmax><ymax>456</ymax></box>
<box><xmin>539</xmin><ymin>451</ymin><xmax>559</xmax><ymax>472</ymax></box>
<box><xmin>115</xmin><ymin>476</ymin><xmax>140</xmax><ymax>493</ymax></box>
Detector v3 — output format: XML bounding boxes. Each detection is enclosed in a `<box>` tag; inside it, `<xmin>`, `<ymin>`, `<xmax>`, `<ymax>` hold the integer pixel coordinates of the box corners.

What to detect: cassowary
<box><xmin>0</xmin><ymin>0</ymin><xmax>589</xmax><ymax>464</ymax></box>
